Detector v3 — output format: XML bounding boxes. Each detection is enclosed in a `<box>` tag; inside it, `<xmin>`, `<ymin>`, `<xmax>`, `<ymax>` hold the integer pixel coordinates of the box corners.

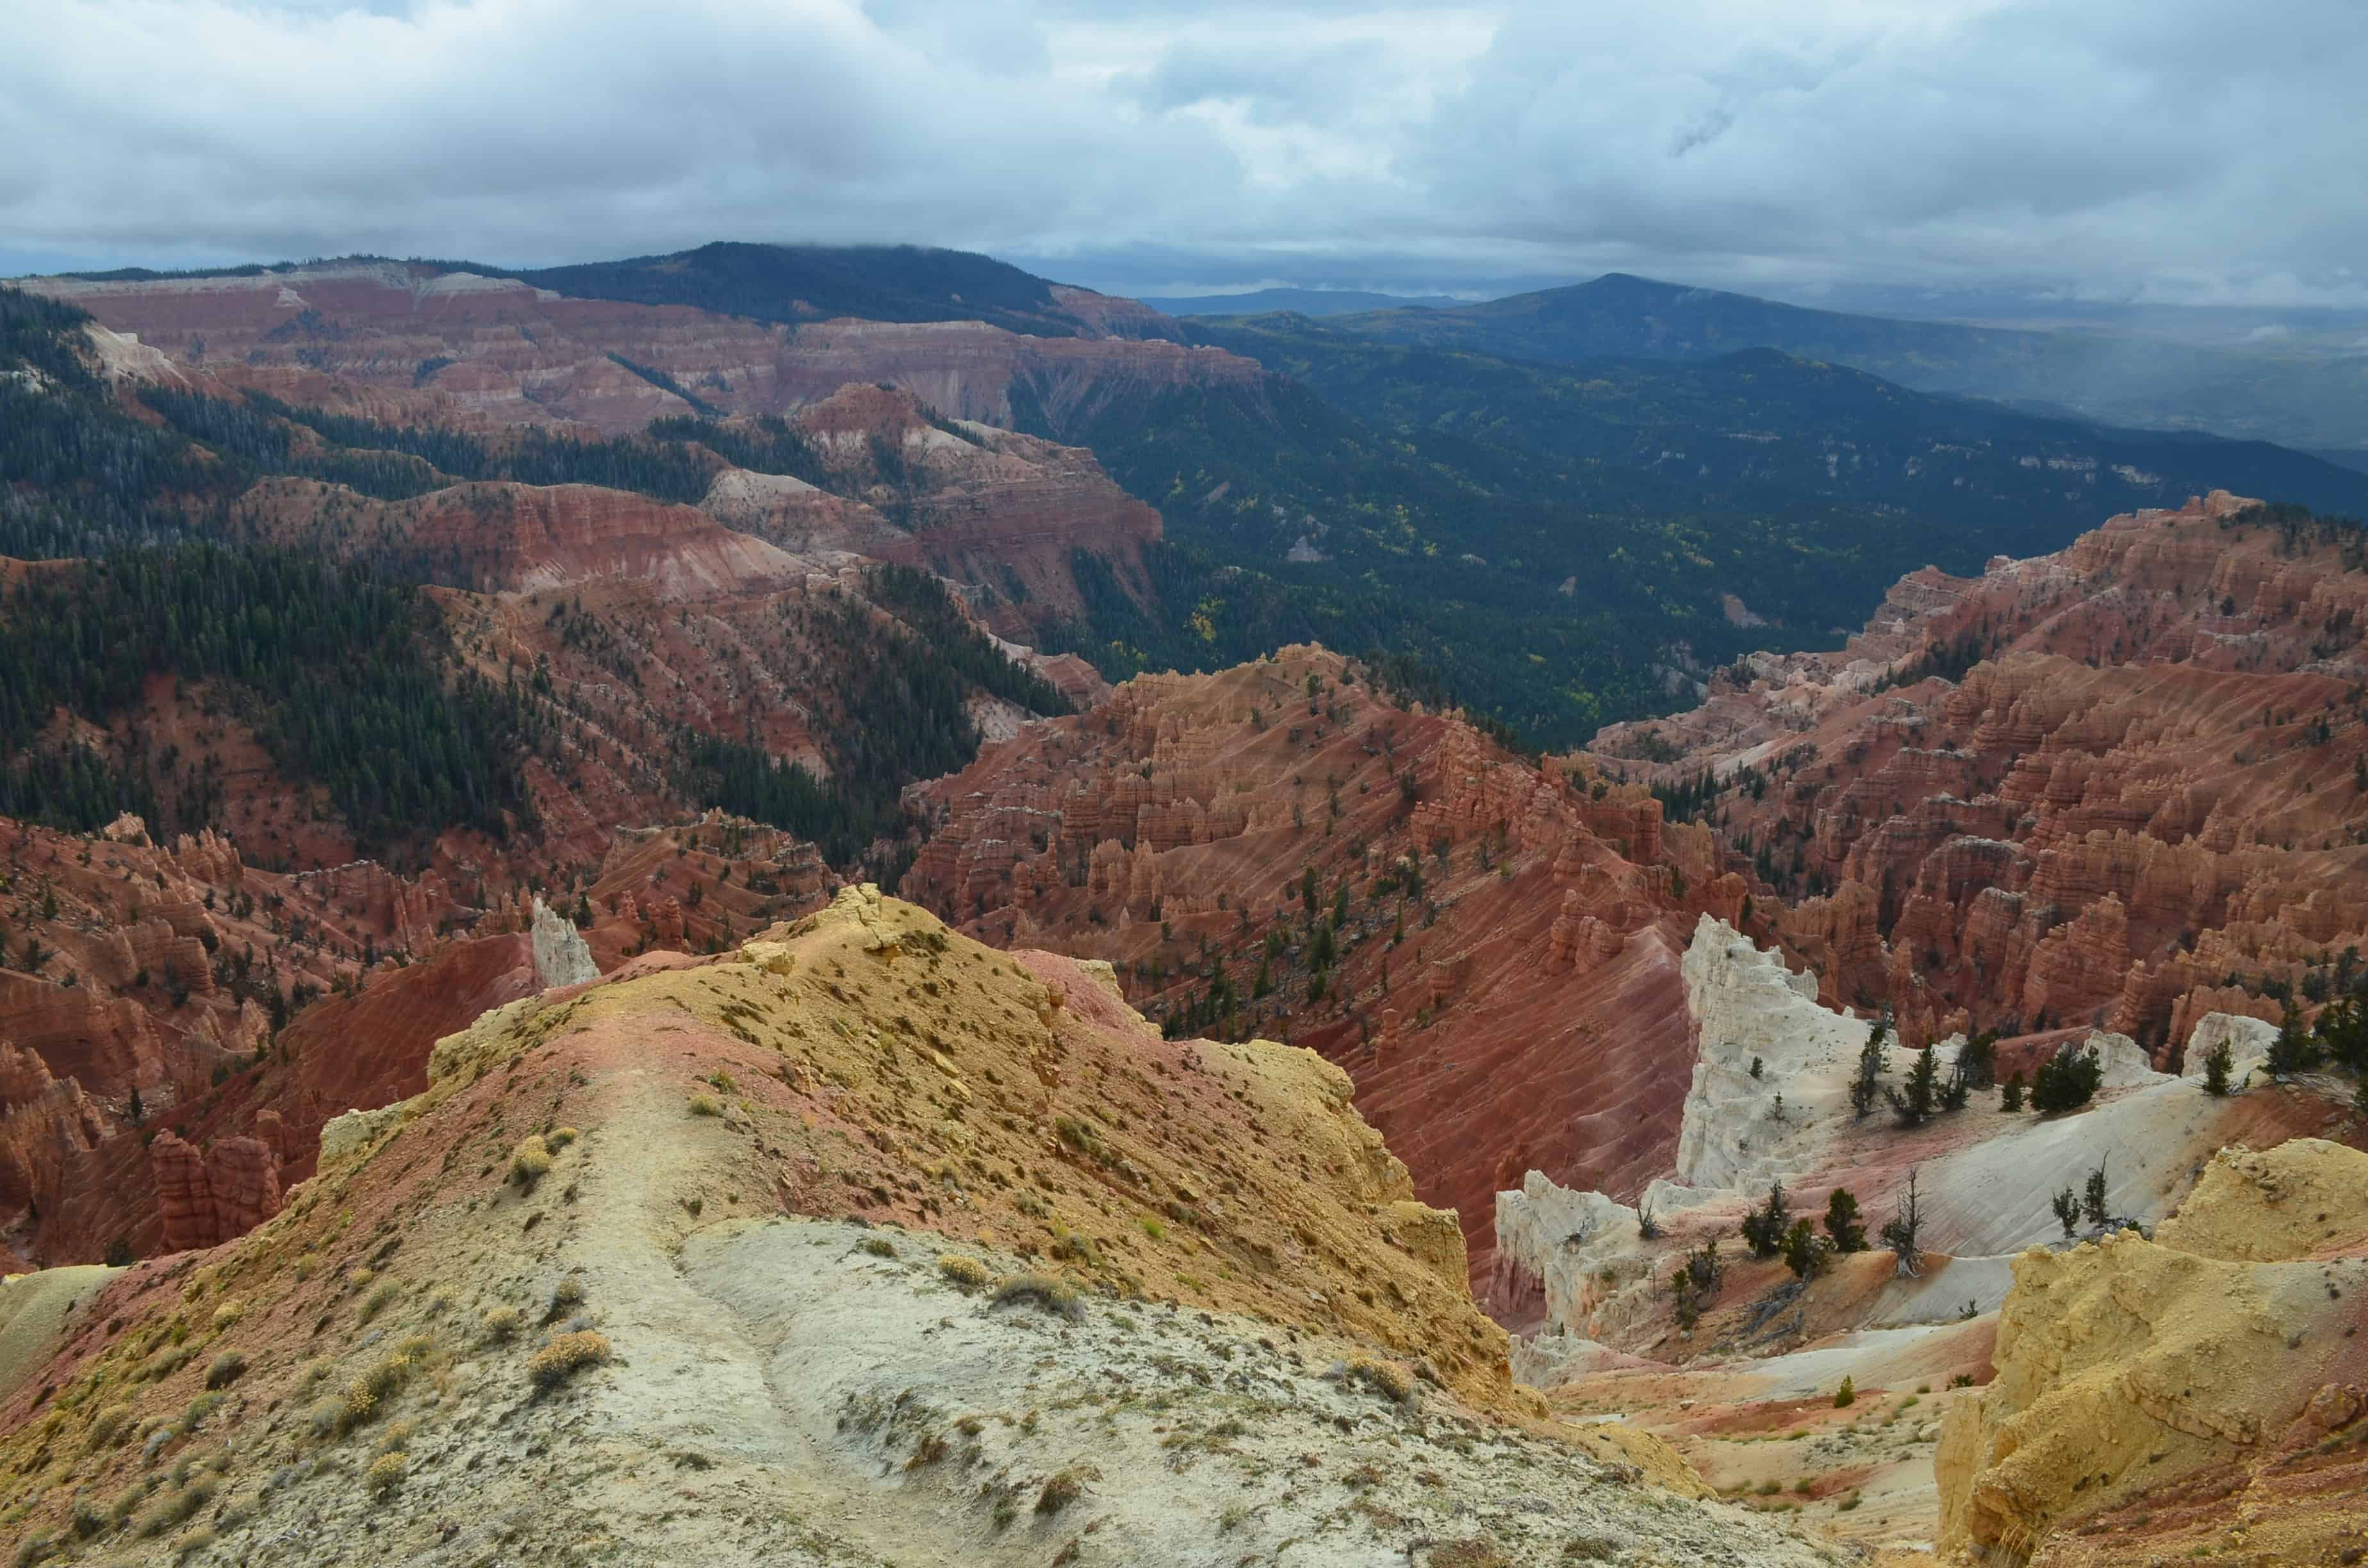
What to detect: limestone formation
<box><xmin>530</xmin><ymin>896</ymin><xmax>600</xmax><ymax>988</ymax></box>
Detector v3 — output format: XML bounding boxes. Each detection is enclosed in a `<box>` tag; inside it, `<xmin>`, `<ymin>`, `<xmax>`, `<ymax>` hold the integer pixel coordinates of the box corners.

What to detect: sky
<box><xmin>4</xmin><ymin>0</ymin><xmax>2366</xmax><ymax>311</ymax></box>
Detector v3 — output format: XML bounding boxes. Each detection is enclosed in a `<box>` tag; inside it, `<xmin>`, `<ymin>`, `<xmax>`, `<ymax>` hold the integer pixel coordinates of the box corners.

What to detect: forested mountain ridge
<box><xmin>1242</xmin><ymin>270</ymin><xmax>2368</xmax><ymax>450</ymax></box>
<box><xmin>0</xmin><ymin>286</ymin><xmax>1082</xmax><ymax>876</ymax></box>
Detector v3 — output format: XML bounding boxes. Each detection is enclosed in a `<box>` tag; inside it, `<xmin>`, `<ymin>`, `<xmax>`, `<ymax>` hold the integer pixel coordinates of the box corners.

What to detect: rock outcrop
<box><xmin>1936</xmin><ymin>1139</ymin><xmax>2368</xmax><ymax>1565</ymax></box>
<box><xmin>0</xmin><ymin>888</ymin><xmax>1846</xmax><ymax>1568</ymax></box>
<box><xmin>900</xmin><ymin>645</ymin><xmax>1729</xmax><ymax>1286</ymax></box>
<box><xmin>1584</xmin><ymin>494</ymin><xmax>2368</xmax><ymax>1063</ymax></box>
<box><xmin>529</xmin><ymin>897</ymin><xmax>600</xmax><ymax>989</ymax></box>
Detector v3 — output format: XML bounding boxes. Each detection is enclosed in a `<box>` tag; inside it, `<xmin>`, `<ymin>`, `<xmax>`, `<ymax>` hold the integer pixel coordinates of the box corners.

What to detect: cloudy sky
<box><xmin>4</xmin><ymin>0</ymin><xmax>2364</xmax><ymax>309</ymax></box>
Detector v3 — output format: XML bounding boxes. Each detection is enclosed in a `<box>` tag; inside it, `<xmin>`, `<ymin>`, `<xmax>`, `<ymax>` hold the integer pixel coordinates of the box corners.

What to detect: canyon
<box><xmin>4</xmin><ymin>247</ymin><xmax>2367</xmax><ymax>1562</ymax></box>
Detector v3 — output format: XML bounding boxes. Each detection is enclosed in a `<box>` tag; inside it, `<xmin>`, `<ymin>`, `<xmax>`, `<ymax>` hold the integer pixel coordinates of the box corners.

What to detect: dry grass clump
<box><xmin>481</xmin><ymin>1305</ymin><xmax>522</xmax><ymax>1343</ymax></box>
<box><xmin>527</xmin><ymin>1330</ymin><xmax>612</xmax><ymax>1390</ymax></box>
<box><xmin>176</xmin><ymin>1390</ymin><xmax>226</xmax><ymax>1435</ymax></box>
<box><xmin>547</xmin><ymin>1126</ymin><xmax>580</xmax><ymax>1150</ymax></box>
<box><xmin>365</xmin><ymin>1451</ymin><xmax>407</xmax><ymax>1498</ymax></box>
<box><xmin>172</xmin><ymin>1525</ymin><xmax>217</xmax><ymax>1560</ymax></box>
<box><xmin>937</xmin><ymin>1254</ymin><xmax>991</xmax><ymax>1290</ymax></box>
<box><xmin>1344</xmin><ymin>1355</ymin><xmax>1415</xmax><ymax>1404</ymax></box>
<box><xmin>136</xmin><ymin>1478</ymin><xmax>215</xmax><ymax>1537</ymax></box>
<box><xmin>992</xmin><ymin>1273</ymin><xmax>1085</xmax><ymax>1321</ymax></box>
<box><xmin>205</xmin><ymin>1350</ymin><xmax>247</xmax><ymax>1390</ymax></box>
<box><xmin>687</xmin><ymin>1093</ymin><xmax>722</xmax><ymax>1118</ymax></box>
<box><xmin>860</xmin><ymin>1236</ymin><xmax>898</xmax><ymax>1259</ymax></box>
<box><xmin>82</xmin><ymin>1403</ymin><xmax>135</xmax><ymax>1453</ymax></box>
<box><xmin>210</xmin><ymin>1298</ymin><xmax>245</xmax><ymax>1331</ymax></box>
<box><xmin>358</xmin><ymin>1279</ymin><xmax>402</xmax><ymax>1323</ymax></box>
<box><xmin>510</xmin><ymin>1134</ymin><xmax>554</xmax><ymax>1189</ymax></box>
<box><xmin>1036</xmin><ymin>1464</ymin><xmax>1098</xmax><ymax>1515</ymax></box>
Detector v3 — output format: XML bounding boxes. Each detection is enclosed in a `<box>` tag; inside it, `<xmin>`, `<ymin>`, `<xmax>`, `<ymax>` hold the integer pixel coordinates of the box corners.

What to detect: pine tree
<box><xmin>1741</xmin><ymin>1179</ymin><xmax>1791</xmax><ymax>1258</ymax></box>
<box><xmin>1887</xmin><ymin>1044</ymin><xmax>1941</xmax><ymax>1125</ymax></box>
<box><xmin>2265</xmin><ymin>1000</ymin><xmax>2323</xmax><ymax>1079</ymax></box>
<box><xmin>2201</xmin><ymin>1035</ymin><xmax>2233</xmax><ymax>1097</ymax></box>
<box><xmin>2051</xmin><ymin>1185</ymin><xmax>2080</xmax><ymax>1240</ymax></box>
<box><xmin>1824</xmin><ymin>1187</ymin><xmax>1866</xmax><ymax>1253</ymax></box>
<box><xmin>1879</xmin><ymin>1166</ymin><xmax>1924</xmax><ymax>1277</ymax></box>
<box><xmin>1849</xmin><ymin>1019</ymin><xmax>1889</xmax><ymax>1120</ymax></box>
<box><xmin>2031</xmin><ymin>1042</ymin><xmax>2104</xmax><ymax>1113</ymax></box>
<box><xmin>2082</xmin><ymin>1160</ymin><xmax>2111</xmax><ymax>1229</ymax></box>
<box><xmin>1782</xmin><ymin>1218</ymin><xmax>1828</xmax><ymax>1278</ymax></box>
<box><xmin>2000</xmin><ymin>1071</ymin><xmax>2025</xmax><ymax>1111</ymax></box>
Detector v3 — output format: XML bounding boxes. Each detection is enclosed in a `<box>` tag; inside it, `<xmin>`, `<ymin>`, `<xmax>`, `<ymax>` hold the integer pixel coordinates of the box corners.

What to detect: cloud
<box><xmin>3</xmin><ymin>0</ymin><xmax>2365</xmax><ymax>307</ymax></box>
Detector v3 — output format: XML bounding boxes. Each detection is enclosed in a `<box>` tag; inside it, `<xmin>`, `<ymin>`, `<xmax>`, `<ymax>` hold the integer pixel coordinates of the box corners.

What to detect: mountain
<box><xmin>26</xmin><ymin>254</ymin><xmax>2368</xmax><ymax>753</ymax></box>
<box><xmin>1138</xmin><ymin>287</ymin><xmax>1465</xmax><ymax>317</ymax></box>
<box><xmin>59</xmin><ymin>240</ymin><xmax>1181</xmax><ymax>343</ymax></box>
<box><xmin>1297</xmin><ymin>272</ymin><xmax>2368</xmax><ymax>450</ymax></box>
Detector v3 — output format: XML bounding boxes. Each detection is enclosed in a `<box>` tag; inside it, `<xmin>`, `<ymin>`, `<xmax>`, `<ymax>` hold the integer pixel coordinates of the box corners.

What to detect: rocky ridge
<box><xmin>0</xmin><ymin>888</ymin><xmax>1845</xmax><ymax>1568</ymax></box>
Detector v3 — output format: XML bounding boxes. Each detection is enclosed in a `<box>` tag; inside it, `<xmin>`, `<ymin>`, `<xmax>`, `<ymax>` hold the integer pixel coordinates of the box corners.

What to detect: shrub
<box><xmin>510</xmin><ymin>1134</ymin><xmax>553</xmax><ymax>1188</ymax></box>
<box><xmin>173</xmin><ymin>1526</ymin><xmax>217</xmax><ymax>1560</ymax></box>
<box><xmin>206</xmin><ymin>1351</ymin><xmax>247</xmax><ymax>1390</ymax></box>
<box><xmin>359</xmin><ymin>1280</ymin><xmax>401</xmax><ymax>1323</ymax></box>
<box><xmin>860</xmin><ymin>1236</ymin><xmax>898</xmax><ymax>1259</ymax></box>
<box><xmin>177</xmin><ymin>1389</ymin><xmax>226</xmax><ymax>1434</ymax></box>
<box><xmin>1344</xmin><ymin>1355</ymin><xmax>1415</xmax><ymax>1403</ymax></box>
<box><xmin>1833</xmin><ymin>1376</ymin><xmax>1856</xmax><ymax>1409</ymax></box>
<box><xmin>13</xmin><ymin>1532</ymin><xmax>55</xmax><ymax>1567</ymax></box>
<box><xmin>687</xmin><ymin>1093</ymin><xmax>721</xmax><ymax>1118</ymax></box>
<box><xmin>545</xmin><ymin>1277</ymin><xmax>586</xmax><ymax>1321</ymax></box>
<box><xmin>991</xmin><ymin>1273</ymin><xmax>1083</xmax><ymax>1321</ymax></box>
<box><xmin>83</xmin><ymin>1402</ymin><xmax>135</xmax><ymax>1452</ymax></box>
<box><xmin>481</xmin><ymin>1305</ymin><xmax>523</xmax><ymax>1343</ymax></box>
<box><xmin>1037</xmin><ymin>1467</ymin><xmax>1089</xmax><ymax>1515</ymax></box>
<box><xmin>365</xmin><ymin>1451</ymin><xmax>407</xmax><ymax>1498</ymax></box>
<box><xmin>547</xmin><ymin>1126</ymin><xmax>580</xmax><ymax>1150</ymax></box>
<box><xmin>937</xmin><ymin>1255</ymin><xmax>990</xmax><ymax>1289</ymax></box>
<box><xmin>210</xmin><ymin>1298</ymin><xmax>245</xmax><ymax>1330</ymax></box>
<box><xmin>138</xmin><ymin>1478</ymin><xmax>215</xmax><ymax>1537</ymax></box>
<box><xmin>2030</xmin><ymin>1043</ymin><xmax>2103</xmax><ymax>1114</ymax></box>
<box><xmin>527</xmin><ymin>1330</ymin><xmax>613</xmax><ymax>1389</ymax></box>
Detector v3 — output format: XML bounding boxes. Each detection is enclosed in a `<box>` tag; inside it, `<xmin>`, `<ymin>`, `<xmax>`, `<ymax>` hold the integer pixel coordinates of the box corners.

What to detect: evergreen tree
<box><xmin>2265</xmin><ymin>1000</ymin><xmax>2323</xmax><ymax>1079</ymax></box>
<box><xmin>2000</xmin><ymin>1071</ymin><xmax>2025</xmax><ymax>1111</ymax></box>
<box><xmin>1782</xmin><ymin>1218</ymin><xmax>1827</xmax><ymax>1278</ymax></box>
<box><xmin>1823</xmin><ymin>1187</ymin><xmax>1866</xmax><ymax>1253</ymax></box>
<box><xmin>1740</xmin><ymin>1179</ymin><xmax>1791</xmax><ymax>1259</ymax></box>
<box><xmin>1849</xmin><ymin>1018</ymin><xmax>1889</xmax><ymax>1120</ymax></box>
<box><xmin>2051</xmin><ymin>1184</ymin><xmax>2080</xmax><ymax>1240</ymax></box>
<box><xmin>1879</xmin><ymin>1166</ymin><xmax>1924</xmax><ymax>1277</ymax></box>
<box><xmin>2082</xmin><ymin>1159</ymin><xmax>2110</xmax><ymax>1229</ymax></box>
<box><xmin>2201</xmin><ymin>1035</ymin><xmax>2234</xmax><ymax>1097</ymax></box>
<box><xmin>2031</xmin><ymin>1042</ymin><xmax>2104</xmax><ymax>1114</ymax></box>
<box><xmin>1887</xmin><ymin>1043</ymin><xmax>1941</xmax><ymax>1125</ymax></box>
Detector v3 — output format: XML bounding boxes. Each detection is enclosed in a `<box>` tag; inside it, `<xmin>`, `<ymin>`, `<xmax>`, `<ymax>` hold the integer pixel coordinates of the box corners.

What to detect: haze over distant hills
<box><xmin>1261</xmin><ymin>272</ymin><xmax>2368</xmax><ymax>450</ymax></box>
<box><xmin>1138</xmin><ymin>287</ymin><xmax>1467</xmax><ymax>317</ymax></box>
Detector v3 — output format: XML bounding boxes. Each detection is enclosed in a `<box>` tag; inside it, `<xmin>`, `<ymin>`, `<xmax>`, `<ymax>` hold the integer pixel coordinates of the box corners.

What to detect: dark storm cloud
<box><xmin>3</xmin><ymin>0</ymin><xmax>2364</xmax><ymax>306</ymax></box>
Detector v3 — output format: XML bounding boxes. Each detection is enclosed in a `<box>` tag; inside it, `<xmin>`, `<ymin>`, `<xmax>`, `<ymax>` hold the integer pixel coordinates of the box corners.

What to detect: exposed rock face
<box><xmin>0</xmin><ymin>888</ymin><xmax>1839</xmax><ymax>1567</ymax></box>
<box><xmin>1671</xmin><ymin>915</ymin><xmax>1894</xmax><ymax>1193</ymax></box>
<box><xmin>900</xmin><ymin>645</ymin><xmax>1731</xmax><ymax>1287</ymax></box>
<box><xmin>24</xmin><ymin>260</ymin><xmax>1262</xmax><ymax>441</ymax></box>
<box><xmin>1936</xmin><ymin>1139</ymin><xmax>2368</xmax><ymax>1565</ymax></box>
<box><xmin>147</xmin><ymin>1129</ymin><xmax>282</xmax><ymax>1252</ymax></box>
<box><xmin>1583</xmin><ymin>493</ymin><xmax>2368</xmax><ymax>1062</ymax></box>
<box><xmin>529</xmin><ymin>897</ymin><xmax>600</xmax><ymax>989</ymax></box>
